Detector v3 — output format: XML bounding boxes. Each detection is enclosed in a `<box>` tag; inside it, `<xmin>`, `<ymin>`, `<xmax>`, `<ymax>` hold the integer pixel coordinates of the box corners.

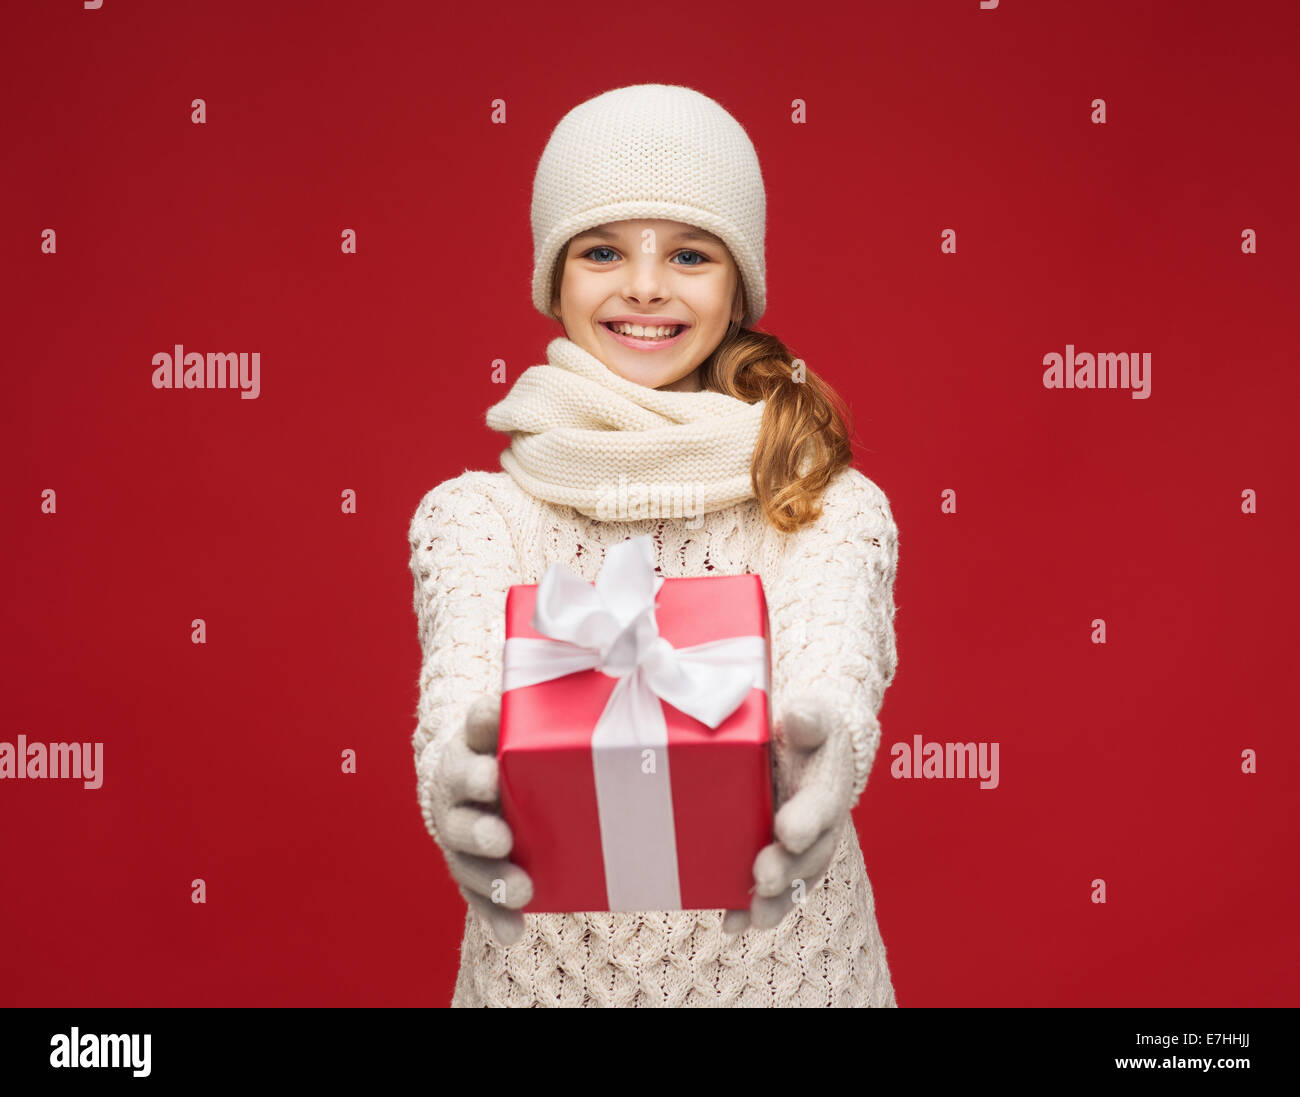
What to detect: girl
<box><xmin>408</xmin><ymin>84</ymin><xmax>901</xmax><ymax>1006</ymax></box>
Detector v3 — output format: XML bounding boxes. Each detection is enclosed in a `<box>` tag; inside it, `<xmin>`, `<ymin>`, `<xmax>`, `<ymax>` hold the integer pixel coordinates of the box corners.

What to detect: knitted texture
<box><xmin>530</xmin><ymin>84</ymin><xmax>767</xmax><ymax>327</ymax></box>
<box><xmin>408</xmin><ymin>466</ymin><xmax>901</xmax><ymax>1007</ymax></box>
<box><xmin>484</xmin><ymin>337</ymin><xmax>766</xmax><ymax>520</ymax></box>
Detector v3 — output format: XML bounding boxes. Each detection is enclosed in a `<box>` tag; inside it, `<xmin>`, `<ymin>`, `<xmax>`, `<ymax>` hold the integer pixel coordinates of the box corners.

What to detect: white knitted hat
<box><xmin>530</xmin><ymin>84</ymin><xmax>767</xmax><ymax>328</ymax></box>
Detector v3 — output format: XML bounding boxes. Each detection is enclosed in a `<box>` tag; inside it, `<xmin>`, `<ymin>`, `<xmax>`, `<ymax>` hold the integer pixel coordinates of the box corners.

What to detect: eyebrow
<box><xmin>572</xmin><ymin>226</ymin><xmax>720</xmax><ymax>245</ymax></box>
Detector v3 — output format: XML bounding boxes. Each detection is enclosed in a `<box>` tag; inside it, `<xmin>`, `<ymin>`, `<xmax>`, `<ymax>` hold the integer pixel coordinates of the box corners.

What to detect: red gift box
<box><xmin>498</xmin><ymin>538</ymin><xmax>774</xmax><ymax>914</ymax></box>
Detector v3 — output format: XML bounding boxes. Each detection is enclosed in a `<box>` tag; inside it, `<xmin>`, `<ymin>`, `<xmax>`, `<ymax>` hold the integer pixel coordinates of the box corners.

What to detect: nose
<box><xmin>622</xmin><ymin>254</ymin><xmax>668</xmax><ymax>307</ymax></box>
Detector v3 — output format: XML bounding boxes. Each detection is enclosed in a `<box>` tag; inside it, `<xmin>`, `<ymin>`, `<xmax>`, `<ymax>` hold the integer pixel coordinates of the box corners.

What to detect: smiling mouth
<box><xmin>600</xmin><ymin>321</ymin><xmax>688</xmax><ymax>343</ymax></box>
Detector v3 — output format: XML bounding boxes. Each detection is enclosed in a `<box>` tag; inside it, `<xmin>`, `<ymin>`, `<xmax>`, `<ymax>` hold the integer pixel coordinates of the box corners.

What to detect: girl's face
<box><xmin>551</xmin><ymin>219</ymin><xmax>743</xmax><ymax>392</ymax></box>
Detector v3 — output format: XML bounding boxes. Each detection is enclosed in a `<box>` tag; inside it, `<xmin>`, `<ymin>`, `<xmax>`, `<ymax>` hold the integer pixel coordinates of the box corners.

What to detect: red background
<box><xmin>3</xmin><ymin>0</ymin><xmax>1296</xmax><ymax>1006</ymax></box>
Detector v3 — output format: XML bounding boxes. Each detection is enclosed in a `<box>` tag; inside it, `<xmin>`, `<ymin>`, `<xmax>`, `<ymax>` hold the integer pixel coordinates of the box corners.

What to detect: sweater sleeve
<box><xmin>769</xmin><ymin>467</ymin><xmax>900</xmax><ymax>809</ymax></box>
<box><xmin>408</xmin><ymin>473</ymin><xmax>522</xmax><ymax>854</ymax></box>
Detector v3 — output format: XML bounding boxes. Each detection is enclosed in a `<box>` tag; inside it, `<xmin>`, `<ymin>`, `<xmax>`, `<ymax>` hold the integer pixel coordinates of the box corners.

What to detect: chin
<box><xmin>615</xmin><ymin>365</ymin><xmax>670</xmax><ymax>388</ymax></box>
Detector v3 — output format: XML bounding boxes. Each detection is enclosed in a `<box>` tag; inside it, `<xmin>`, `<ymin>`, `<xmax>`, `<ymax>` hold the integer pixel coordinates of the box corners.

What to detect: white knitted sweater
<box><xmin>408</xmin><ymin>465</ymin><xmax>900</xmax><ymax>1007</ymax></box>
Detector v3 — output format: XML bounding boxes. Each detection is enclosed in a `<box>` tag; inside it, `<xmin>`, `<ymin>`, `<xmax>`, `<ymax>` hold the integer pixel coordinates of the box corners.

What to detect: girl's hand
<box><xmin>420</xmin><ymin>693</ymin><xmax>534</xmax><ymax>947</ymax></box>
<box><xmin>722</xmin><ymin>691</ymin><xmax>854</xmax><ymax>936</ymax></box>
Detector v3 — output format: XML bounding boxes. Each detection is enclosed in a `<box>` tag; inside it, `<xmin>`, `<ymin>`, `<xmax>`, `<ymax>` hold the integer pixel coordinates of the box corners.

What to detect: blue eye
<box><xmin>578</xmin><ymin>246</ymin><xmax>710</xmax><ymax>266</ymax></box>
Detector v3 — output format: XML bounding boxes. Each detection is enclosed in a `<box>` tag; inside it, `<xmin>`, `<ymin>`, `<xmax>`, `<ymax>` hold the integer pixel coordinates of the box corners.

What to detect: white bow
<box><xmin>501</xmin><ymin>534</ymin><xmax>767</xmax><ymax>911</ymax></box>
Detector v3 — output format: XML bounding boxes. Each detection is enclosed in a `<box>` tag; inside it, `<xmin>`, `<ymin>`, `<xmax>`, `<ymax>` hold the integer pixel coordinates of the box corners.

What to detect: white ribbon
<box><xmin>502</xmin><ymin>535</ymin><xmax>767</xmax><ymax>911</ymax></box>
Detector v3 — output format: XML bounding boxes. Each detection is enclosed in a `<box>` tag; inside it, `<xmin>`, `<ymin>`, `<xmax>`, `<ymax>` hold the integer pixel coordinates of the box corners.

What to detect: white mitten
<box><xmin>417</xmin><ymin>693</ymin><xmax>533</xmax><ymax>947</ymax></box>
<box><xmin>722</xmin><ymin>690</ymin><xmax>854</xmax><ymax>935</ymax></box>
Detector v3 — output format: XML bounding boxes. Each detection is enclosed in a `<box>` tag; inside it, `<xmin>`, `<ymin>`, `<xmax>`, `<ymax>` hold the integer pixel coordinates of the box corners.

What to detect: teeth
<box><xmin>609</xmin><ymin>322</ymin><xmax>680</xmax><ymax>338</ymax></box>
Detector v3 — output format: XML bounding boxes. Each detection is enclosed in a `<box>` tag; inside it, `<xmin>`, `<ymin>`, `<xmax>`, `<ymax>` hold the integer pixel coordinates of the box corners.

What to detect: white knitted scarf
<box><xmin>485</xmin><ymin>337</ymin><xmax>765</xmax><ymax>521</ymax></box>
